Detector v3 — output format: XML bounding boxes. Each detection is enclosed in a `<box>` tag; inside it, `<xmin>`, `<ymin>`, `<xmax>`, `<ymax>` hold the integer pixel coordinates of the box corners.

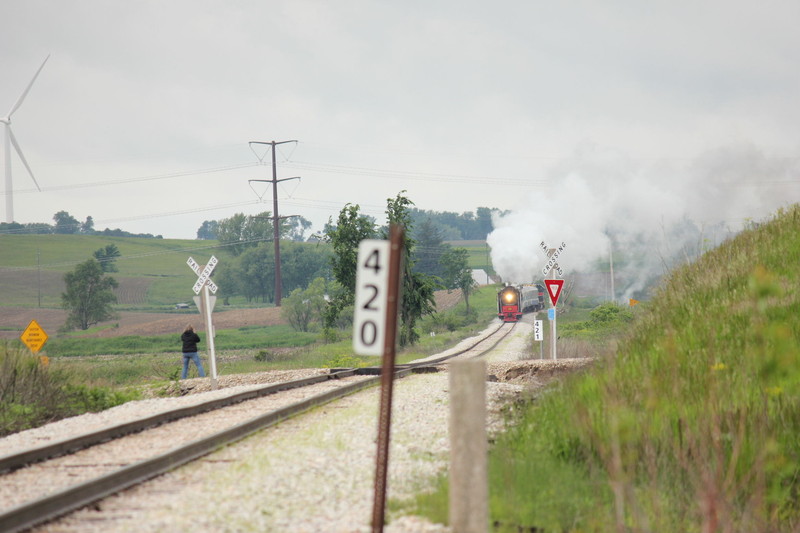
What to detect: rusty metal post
<box><xmin>371</xmin><ymin>224</ymin><xmax>403</xmax><ymax>533</ymax></box>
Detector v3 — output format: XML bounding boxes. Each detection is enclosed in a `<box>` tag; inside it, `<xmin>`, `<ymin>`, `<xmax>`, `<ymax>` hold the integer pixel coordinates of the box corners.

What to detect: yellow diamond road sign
<box><xmin>21</xmin><ymin>319</ymin><xmax>49</xmax><ymax>354</ymax></box>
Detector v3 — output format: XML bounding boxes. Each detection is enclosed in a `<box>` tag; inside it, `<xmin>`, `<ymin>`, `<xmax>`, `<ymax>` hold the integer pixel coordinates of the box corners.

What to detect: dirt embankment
<box><xmin>0</xmin><ymin>290</ymin><xmax>464</xmax><ymax>339</ymax></box>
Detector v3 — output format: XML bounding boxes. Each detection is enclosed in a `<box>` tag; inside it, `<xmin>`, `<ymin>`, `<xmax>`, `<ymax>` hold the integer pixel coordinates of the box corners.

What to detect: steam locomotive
<box><xmin>497</xmin><ymin>284</ymin><xmax>545</xmax><ymax>322</ymax></box>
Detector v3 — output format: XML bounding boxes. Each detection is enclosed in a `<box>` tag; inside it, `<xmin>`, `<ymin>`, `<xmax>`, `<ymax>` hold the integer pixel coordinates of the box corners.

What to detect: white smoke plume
<box><xmin>487</xmin><ymin>143</ymin><xmax>799</xmax><ymax>301</ymax></box>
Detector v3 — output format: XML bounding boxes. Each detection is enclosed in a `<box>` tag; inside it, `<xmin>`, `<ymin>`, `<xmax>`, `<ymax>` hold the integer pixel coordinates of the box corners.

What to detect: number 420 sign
<box><xmin>353</xmin><ymin>240</ymin><xmax>391</xmax><ymax>355</ymax></box>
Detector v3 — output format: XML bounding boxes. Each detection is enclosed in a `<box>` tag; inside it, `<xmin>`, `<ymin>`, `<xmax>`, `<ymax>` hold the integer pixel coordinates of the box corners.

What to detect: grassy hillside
<box><xmin>488</xmin><ymin>206</ymin><xmax>800</xmax><ymax>531</ymax></box>
<box><xmin>447</xmin><ymin>240</ymin><xmax>494</xmax><ymax>275</ymax></box>
<box><xmin>0</xmin><ymin>234</ymin><xmax>226</xmax><ymax>308</ymax></box>
<box><xmin>410</xmin><ymin>207</ymin><xmax>800</xmax><ymax>531</ymax></box>
<box><xmin>1</xmin><ymin>235</ymin><xmax>498</xmax><ymax>310</ymax></box>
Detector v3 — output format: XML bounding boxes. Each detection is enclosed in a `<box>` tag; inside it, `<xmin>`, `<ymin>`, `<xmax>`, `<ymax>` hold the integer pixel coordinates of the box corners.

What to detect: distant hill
<box><xmin>0</xmin><ymin>234</ymin><xmax>221</xmax><ymax>309</ymax></box>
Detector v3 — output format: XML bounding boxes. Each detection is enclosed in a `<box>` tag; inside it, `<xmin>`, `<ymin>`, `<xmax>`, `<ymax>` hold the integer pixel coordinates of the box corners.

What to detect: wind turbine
<box><xmin>1</xmin><ymin>55</ymin><xmax>49</xmax><ymax>223</ymax></box>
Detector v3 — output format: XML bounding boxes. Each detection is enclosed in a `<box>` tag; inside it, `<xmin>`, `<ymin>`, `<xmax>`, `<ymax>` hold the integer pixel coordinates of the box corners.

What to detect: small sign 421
<box><xmin>533</xmin><ymin>320</ymin><xmax>543</xmax><ymax>342</ymax></box>
<box><xmin>353</xmin><ymin>240</ymin><xmax>390</xmax><ymax>356</ymax></box>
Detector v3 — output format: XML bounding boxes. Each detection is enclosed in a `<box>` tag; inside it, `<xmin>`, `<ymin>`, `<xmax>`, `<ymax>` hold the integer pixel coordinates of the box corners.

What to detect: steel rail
<box><xmin>404</xmin><ymin>321</ymin><xmax>515</xmax><ymax>368</ymax></box>
<box><xmin>0</xmin><ymin>368</ymin><xmax>417</xmax><ymax>533</ymax></box>
<box><xmin>0</xmin><ymin>369</ymin><xmax>357</xmax><ymax>475</ymax></box>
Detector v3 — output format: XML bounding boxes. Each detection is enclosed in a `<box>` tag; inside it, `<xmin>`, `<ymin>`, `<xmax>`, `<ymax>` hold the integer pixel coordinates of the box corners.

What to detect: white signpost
<box><xmin>187</xmin><ymin>256</ymin><xmax>219</xmax><ymax>389</ymax></box>
<box><xmin>353</xmin><ymin>240</ymin><xmax>391</xmax><ymax>356</ymax></box>
<box><xmin>534</xmin><ymin>319</ymin><xmax>544</xmax><ymax>359</ymax></box>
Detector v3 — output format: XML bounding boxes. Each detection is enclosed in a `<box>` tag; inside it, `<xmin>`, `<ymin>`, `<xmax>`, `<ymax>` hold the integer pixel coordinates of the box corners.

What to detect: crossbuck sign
<box><xmin>186</xmin><ymin>255</ymin><xmax>219</xmax><ymax>388</ymax></box>
<box><xmin>188</xmin><ymin>256</ymin><xmax>218</xmax><ymax>294</ymax></box>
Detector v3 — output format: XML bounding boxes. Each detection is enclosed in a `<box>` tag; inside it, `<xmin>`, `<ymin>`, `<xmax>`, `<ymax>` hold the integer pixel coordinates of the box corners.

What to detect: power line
<box><xmin>1</xmin><ymin>162</ymin><xmax>259</xmax><ymax>196</ymax></box>
<box><xmin>282</xmin><ymin>160</ymin><xmax>550</xmax><ymax>186</ymax></box>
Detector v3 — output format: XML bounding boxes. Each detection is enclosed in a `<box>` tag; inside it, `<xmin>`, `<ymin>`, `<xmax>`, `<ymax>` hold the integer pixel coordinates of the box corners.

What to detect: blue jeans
<box><xmin>182</xmin><ymin>352</ymin><xmax>206</xmax><ymax>379</ymax></box>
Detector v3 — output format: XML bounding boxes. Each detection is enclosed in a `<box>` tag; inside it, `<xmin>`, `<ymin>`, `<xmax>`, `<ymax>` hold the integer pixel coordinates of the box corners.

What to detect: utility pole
<box><xmin>249</xmin><ymin>140</ymin><xmax>299</xmax><ymax>307</ymax></box>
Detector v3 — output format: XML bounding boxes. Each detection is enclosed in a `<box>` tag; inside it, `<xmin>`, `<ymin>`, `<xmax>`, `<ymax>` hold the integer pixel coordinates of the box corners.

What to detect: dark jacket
<box><xmin>181</xmin><ymin>331</ymin><xmax>201</xmax><ymax>353</ymax></box>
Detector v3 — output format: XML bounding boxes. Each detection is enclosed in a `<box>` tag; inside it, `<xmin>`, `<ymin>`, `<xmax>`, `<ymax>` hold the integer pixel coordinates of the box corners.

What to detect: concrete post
<box><xmin>449</xmin><ymin>359</ymin><xmax>488</xmax><ymax>532</ymax></box>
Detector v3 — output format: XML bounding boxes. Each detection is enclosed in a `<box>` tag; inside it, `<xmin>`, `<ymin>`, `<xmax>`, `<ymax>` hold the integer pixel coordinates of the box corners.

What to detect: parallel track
<box><xmin>0</xmin><ymin>321</ymin><xmax>515</xmax><ymax>533</ymax></box>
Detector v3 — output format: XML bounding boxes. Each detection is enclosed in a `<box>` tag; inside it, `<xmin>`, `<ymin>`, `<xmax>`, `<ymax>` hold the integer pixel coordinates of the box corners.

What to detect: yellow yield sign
<box><xmin>21</xmin><ymin>319</ymin><xmax>49</xmax><ymax>353</ymax></box>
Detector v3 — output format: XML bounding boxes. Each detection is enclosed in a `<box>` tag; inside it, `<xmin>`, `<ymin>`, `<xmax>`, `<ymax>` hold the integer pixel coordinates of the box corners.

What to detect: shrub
<box><xmin>254</xmin><ymin>350</ymin><xmax>274</xmax><ymax>362</ymax></box>
<box><xmin>0</xmin><ymin>341</ymin><xmax>138</xmax><ymax>437</ymax></box>
<box><xmin>323</xmin><ymin>353</ymin><xmax>369</xmax><ymax>369</ymax></box>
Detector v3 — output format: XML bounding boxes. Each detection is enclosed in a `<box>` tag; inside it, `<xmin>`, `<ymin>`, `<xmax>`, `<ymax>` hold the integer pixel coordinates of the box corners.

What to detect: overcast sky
<box><xmin>1</xmin><ymin>0</ymin><xmax>799</xmax><ymax>244</ymax></box>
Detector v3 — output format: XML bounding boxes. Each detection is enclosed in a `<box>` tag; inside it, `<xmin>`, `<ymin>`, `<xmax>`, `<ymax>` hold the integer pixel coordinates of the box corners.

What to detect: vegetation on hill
<box><xmin>406</xmin><ymin>206</ymin><xmax>800</xmax><ymax>532</ymax></box>
<box><xmin>0</xmin><ymin>210</ymin><xmax>162</xmax><ymax>238</ymax></box>
<box><xmin>408</xmin><ymin>206</ymin><xmax>505</xmax><ymax>241</ymax></box>
<box><xmin>411</xmin><ymin>206</ymin><xmax>800</xmax><ymax>531</ymax></box>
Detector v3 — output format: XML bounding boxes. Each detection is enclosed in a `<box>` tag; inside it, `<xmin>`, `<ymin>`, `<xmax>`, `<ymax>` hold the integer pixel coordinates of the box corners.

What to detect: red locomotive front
<box><xmin>497</xmin><ymin>285</ymin><xmax>522</xmax><ymax>322</ymax></box>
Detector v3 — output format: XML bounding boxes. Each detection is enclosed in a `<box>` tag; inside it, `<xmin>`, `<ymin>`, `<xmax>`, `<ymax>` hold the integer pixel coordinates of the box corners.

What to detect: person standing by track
<box><xmin>180</xmin><ymin>324</ymin><xmax>206</xmax><ymax>379</ymax></box>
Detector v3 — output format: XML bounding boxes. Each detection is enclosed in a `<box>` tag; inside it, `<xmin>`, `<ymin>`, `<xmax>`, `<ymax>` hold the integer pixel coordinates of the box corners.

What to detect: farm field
<box><xmin>0</xmin><ymin>234</ymin><xmax>225</xmax><ymax>309</ymax></box>
<box><xmin>0</xmin><ymin>286</ymin><xmax>465</xmax><ymax>341</ymax></box>
<box><xmin>0</xmin><ymin>306</ymin><xmax>286</xmax><ymax>340</ymax></box>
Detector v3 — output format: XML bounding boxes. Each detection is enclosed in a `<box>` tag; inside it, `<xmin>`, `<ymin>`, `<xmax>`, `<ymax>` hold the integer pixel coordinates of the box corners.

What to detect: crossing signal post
<box><xmin>540</xmin><ymin>240</ymin><xmax>567</xmax><ymax>361</ymax></box>
<box><xmin>545</xmin><ymin>279</ymin><xmax>565</xmax><ymax>360</ymax></box>
<box><xmin>187</xmin><ymin>256</ymin><xmax>220</xmax><ymax>389</ymax></box>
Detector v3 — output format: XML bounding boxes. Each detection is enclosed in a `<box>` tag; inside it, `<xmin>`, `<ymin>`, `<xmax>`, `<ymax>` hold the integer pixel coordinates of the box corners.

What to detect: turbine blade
<box><xmin>8</xmin><ymin>128</ymin><xmax>41</xmax><ymax>191</ymax></box>
<box><xmin>8</xmin><ymin>54</ymin><xmax>50</xmax><ymax>118</ymax></box>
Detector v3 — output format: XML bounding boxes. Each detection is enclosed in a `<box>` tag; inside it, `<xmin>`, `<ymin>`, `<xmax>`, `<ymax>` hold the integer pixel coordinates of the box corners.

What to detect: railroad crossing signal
<box><xmin>186</xmin><ymin>256</ymin><xmax>220</xmax><ymax>389</ymax></box>
<box><xmin>188</xmin><ymin>256</ymin><xmax>218</xmax><ymax>294</ymax></box>
<box><xmin>540</xmin><ymin>240</ymin><xmax>566</xmax><ymax>278</ymax></box>
<box><xmin>20</xmin><ymin>319</ymin><xmax>48</xmax><ymax>353</ymax></box>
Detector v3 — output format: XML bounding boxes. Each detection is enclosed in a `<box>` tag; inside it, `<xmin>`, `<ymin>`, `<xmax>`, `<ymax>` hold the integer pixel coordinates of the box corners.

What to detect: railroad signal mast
<box><xmin>187</xmin><ymin>256</ymin><xmax>220</xmax><ymax>389</ymax></box>
<box><xmin>540</xmin><ymin>240</ymin><xmax>567</xmax><ymax>360</ymax></box>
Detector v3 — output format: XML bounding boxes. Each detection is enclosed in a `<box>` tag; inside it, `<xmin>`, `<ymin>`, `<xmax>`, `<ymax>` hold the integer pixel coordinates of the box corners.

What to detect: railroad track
<box><xmin>0</xmin><ymin>321</ymin><xmax>515</xmax><ymax>533</ymax></box>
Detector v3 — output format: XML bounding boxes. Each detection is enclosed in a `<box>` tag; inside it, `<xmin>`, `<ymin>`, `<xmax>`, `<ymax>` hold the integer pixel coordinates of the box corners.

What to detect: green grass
<box><xmin>43</xmin><ymin>324</ymin><xmax>318</xmax><ymax>357</ymax></box>
<box><xmin>0</xmin><ymin>342</ymin><xmax>139</xmax><ymax>436</ymax></box>
<box><xmin>409</xmin><ymin>205</ymin><xmax>800</xmax><ymax>531</ymax></box>
<box><xmin>446</xmin><ymin>240</ymin><xmax>495</xmax><ymax>276</ymax></box>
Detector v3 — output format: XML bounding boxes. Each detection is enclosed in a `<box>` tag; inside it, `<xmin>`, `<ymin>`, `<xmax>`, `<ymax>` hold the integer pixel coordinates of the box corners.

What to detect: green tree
<box><xmin>323</xmin><ymin>204</ymin><xmax>378</xmax><ymax>330</ymax></box>
<box><xmin>413</xmin><ymin>218</ymin><xmax>449</xmax><ymax>278</ymax></box>
<box><xmin>279</xmin><ymin>242</ymin><xmax>332</xmax><ymax>293</ymax></box>
<box><xmin>53</xmin><ymin>211</ymin><xmax>80</xmax><ymax>234</ymax></box>
<box><xmin>441</xmin><ymin>247</ymin><xmax>477</xmax><ymax>313</ymax></box>
<box><xmin>238</xmin><ymin>244</ymin><xmax>275</xmax><ymax>303</ymax></box>
<box><xmin>80</xmin><ymin>216</ymin><xmax>95</xmax><ymax>235</ymax></box>
<box><xmin>283</xmin><ymin>216</ymin><xmax>313</xmax><ymax>242</ymax></box>
<box><xmin>216</xmin><ymin>212</ymin><xmax>272</xmax><ymax>255</ymax></box>
<box><xmin>61</xmin><ymin>259</ymin><xmax>118</xmax><ymax>330</ymax></box>
<box><xmin>93</xmin><ymin>244</ymin><xmax>121</xmax><ymax>273</ymax></box>
<box><xmin>281</xmin><ymin>277</ymin><xmax>328</xmax><ymax>332</ymax></box>
<box><xmin>196</xmin><ymin>220</ymin><xmax>218</xmax><ymax>240</ymax></box>
<box><xmin>384</xmin><ymin>192</ymin><xmax>437</xmax><ymax>347</ymax></box>
<box><xmin>474</xmin><ymin>207</ymin><xmax>495</xmax><ymax>239</ymax></box>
